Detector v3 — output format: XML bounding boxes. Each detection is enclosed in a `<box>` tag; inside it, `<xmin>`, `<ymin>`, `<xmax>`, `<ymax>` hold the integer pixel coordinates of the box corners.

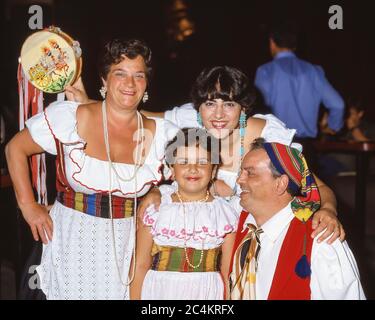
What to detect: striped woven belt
<box><xmin>151</xmin><ymin>244</ymin><xmax>222</xmax><ymax>272</ymax></box>
<box><xmin>56</xmin><ymin>191</ymin><xmax>139</xmax><ymax>219</ymax></box>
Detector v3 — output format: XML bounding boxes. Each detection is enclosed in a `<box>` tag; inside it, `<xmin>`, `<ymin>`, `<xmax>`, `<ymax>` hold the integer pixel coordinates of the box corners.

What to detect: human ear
<box><xmin>169</xmin><ymin>166</ymin><xmax>175</xmax><ymax>180</ymax></box>
<box><xmin>276</xmin><ymin>174</ymin><xmax>289</xmax><ymax>195</ymax></box>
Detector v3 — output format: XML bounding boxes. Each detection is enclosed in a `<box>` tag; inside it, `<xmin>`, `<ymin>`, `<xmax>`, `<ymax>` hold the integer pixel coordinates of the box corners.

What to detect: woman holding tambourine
<box><xmin>7</xmin><ymin>33</ymin><xmax>178</xmax><ymax>299</ymax></box>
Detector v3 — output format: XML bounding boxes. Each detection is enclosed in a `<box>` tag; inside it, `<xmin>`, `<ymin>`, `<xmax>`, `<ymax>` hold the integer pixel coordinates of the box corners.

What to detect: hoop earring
<box><xmin>197</xmin><ymin>112</ymin><xmax>203</xmax><ymax>127</ymax></box>
<box><xmin>142</xmin><ymin>91</ymin><xmax>149</xmax><ymax>103</ymax></box>
<box><xmin>239</xmin><ymin>111</ymin><xmax>247</xmax><ymax>159</ymax></box>
<box><xmin>100</xmin><ymin>86</ymin><xmax>107</xmax><ymax>99</ymax></box>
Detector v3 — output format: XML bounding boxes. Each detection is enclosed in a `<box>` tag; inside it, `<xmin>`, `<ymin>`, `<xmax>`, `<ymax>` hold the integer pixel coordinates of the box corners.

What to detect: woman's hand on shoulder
<box><xmin>311</xmin><ymin>208</ymin><xmax>346</xmax><ymax>244</ymax></box>
<box><xmin>65</xmin><ymin>77</ymin><xmax>95</xmax><ymax>103</ymax></box>
<box><xmin>137</xmin><ymin>186</ymin><xmax>162</xmax><ymax>220</ymax></box>
<box><xmin>19</xmin><ymin>202</ymin><xmax>53</xmax><ymax>244</ymax></box>
<box><xmin>210</xmin><ymin>179</ymin><xmax>234</xmax><ymax>197</ymax></box>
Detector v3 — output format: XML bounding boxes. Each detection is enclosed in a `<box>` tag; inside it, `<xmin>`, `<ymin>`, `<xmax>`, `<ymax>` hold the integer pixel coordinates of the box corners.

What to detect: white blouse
<box><xmin>26</xmin><ymin>101</ymin><xmax>179</xmax><ymax>197</ymax></box>
<box><xmin>143</xmin><ymin>185</ymin><xmax>239</xmax><ymax>249</ymax></box>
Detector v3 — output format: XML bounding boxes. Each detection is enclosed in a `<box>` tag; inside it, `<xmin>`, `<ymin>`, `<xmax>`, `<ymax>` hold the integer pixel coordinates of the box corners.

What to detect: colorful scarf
<box><xmin>263</xmin><ymin>143</ymin><xmax>321</xmax><ymax>222</ymax></box>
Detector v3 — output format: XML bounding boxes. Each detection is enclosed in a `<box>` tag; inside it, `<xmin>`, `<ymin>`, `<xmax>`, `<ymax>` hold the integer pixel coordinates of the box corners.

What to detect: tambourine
<box><xmin>20</xmin><ymin>26</ymin><xmax>82</xmax><ymax>93</ymax></box>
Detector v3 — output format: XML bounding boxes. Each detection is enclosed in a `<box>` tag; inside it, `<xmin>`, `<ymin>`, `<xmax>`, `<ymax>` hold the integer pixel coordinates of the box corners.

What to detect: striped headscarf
<box><xmin>263</xmin><ymin>143</ymin><xmax>321</xmax><ymax>222</ymax></box>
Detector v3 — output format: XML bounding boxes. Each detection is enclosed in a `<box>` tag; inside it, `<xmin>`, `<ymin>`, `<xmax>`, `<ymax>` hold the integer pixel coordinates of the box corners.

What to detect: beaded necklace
<box><xmin>175</xmin><ymin>190</ymin><xmax>210</xmax><ymax>269</ymax></box>
<box><xmin>102</xmin><ymin>100</ymin><xmax>144</xmax><ymax>286</ymax></box>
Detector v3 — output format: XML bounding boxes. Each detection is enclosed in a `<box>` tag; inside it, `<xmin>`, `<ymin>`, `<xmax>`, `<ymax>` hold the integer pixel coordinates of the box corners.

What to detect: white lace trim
<box><xmin>26</xmin><ymin>101</ymin><xmax>179</xmax><ymax>197</ymax></box>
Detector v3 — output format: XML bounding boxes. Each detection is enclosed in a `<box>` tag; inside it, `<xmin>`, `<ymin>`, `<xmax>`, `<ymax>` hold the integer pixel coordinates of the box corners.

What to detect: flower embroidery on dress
<box><xmin>144</xmin><ymin>215</ymin><xmax>155</xmax><ymax>225</ymax></box>
<box><xmin>142</xmin><ymin>197</ymin><xmax>239</xmax><ymax>247</ymax></box>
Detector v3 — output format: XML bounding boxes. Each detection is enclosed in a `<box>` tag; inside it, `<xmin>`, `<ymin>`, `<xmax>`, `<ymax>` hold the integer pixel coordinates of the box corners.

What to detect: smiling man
<box><xmin>229</xmin><ymin>138</ymin><xmax>365</xmax><ymax>300</ymax></box>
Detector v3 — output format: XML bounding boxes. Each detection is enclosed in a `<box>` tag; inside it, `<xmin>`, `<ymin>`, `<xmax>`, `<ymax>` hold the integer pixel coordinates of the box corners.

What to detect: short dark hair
<box><xmin>99</xmin><ymin>39</ymin><xmax>152</xmax><ymax>81</ymax></box>
<box><xmin>250</xmin><ymin>138</ymin><xmax>298</xmax><ymax>196</ymax></box>
<box><xmin>269</xmin><ymin>22</ymin><xmax>298</xmax><ymax>50</ymax></box>
<box><xmin>165</xmin><ymin>128</ymin><xmax>221</xmax><ymax>166</ymax></box>
<box><xmin>190</xmin><ymin>66</ymin><xmax>256</xmax><ymax>114</ymax></box>
<box><xmin>347</xmin><ymin>97</ymin><xmax>365</xmax><ymax>113</ymax></box>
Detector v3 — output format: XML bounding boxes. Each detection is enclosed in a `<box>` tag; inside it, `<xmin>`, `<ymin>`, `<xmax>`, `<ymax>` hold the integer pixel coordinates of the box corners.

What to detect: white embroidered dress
<box><xmin>141</xmin><ymin>186</ymin><xmax>239</xmax><ymax>300</ymax></box>
<box><xmin>25</xmin><ymin>101</ymin><xmax>178</xmax><ymax>300</ymax></box>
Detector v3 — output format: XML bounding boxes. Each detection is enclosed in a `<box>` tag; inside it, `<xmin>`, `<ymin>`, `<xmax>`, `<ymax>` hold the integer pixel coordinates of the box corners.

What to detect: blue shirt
<box><xmin>255</xmin><ymin>51</ymin><xmax>344</xmax><ymax>138</ymax></box>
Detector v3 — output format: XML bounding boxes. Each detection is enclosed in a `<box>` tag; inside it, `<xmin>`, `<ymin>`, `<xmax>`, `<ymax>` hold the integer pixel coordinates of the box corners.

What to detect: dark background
<box><xmin>1</xmin><ymin>0</ymin><xmax>374</xmax><ymax>132</ymax></box>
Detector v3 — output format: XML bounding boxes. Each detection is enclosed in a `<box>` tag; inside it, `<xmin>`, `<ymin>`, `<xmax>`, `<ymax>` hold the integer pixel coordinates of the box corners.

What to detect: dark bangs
<box><xmin>190</xmin><ymin>66</ymin><xmax>256</xmax><ymax>112</ymax></box>
<box><xmin>165</xmin><ymin>128</ymin><xmax>221</xmax><ymax>166</ymax></box>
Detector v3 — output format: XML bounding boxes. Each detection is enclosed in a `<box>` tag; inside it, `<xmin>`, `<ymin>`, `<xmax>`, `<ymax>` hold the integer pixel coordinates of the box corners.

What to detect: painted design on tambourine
<box><xmin>28</xmin><ymin>39</ymin><xmax>74</xmax><ymax>92</ymax></box>
<box><xmin>20</xmin><ymin>27</ymin><xmax>82</xmax><ymax>93</ymax></box>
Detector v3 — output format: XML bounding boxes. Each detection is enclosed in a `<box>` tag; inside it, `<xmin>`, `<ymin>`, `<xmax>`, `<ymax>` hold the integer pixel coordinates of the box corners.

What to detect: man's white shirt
<box><xmin>242</xmin><ymin>203</ymin><xmax>366</xmax><ymax>300</ymax></box>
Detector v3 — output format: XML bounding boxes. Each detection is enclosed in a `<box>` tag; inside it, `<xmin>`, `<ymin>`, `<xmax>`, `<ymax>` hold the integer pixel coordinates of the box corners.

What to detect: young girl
<box><xmin>130</xmin><ymin>128</ymin><xmax>238</xmax><ymax>300</ymax></box>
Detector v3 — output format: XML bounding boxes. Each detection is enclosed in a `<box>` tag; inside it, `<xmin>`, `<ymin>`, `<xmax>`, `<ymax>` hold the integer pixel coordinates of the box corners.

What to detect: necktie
<box><xmin>230</xmin><ymin>224</ymin><xmax>263</xmax><ymax>300</ymax></box>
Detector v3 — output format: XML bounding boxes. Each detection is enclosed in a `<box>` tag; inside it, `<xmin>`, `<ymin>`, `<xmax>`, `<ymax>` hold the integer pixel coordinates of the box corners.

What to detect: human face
<box><xmin>171</xmin><ymin>145</ymin><xmax>215</xmax><ymax>199</ymax></box>
<box><xmin>104</xmin><ymin>55</ymin><xmax>147</xmax><ymax>110</ymax></box>
<box><xmin>199</xmin><ymin>99</ymin><xmax>242</xmax><ymax>139</ymax></box>
<box><xmin>269</xmin><ymin>38</ymin><xmax>278</xmax><ymax>57</ymax></box>
<box><xmin>349</xmin><ymin>107</ymin><xmax>364</xmax><ymax>120</ymax></box>
<box><xmin>236</xmin><ymin>148</ymin><xmax>278</xmax><ymax>212</ymax></box>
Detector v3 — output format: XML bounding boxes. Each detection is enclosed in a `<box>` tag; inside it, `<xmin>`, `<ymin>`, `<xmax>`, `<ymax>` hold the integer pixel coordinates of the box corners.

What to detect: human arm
<box><xmin>65</xmin><ymin>77</ymin><xmax>97</xmax><ymax>104</ymax></box>
<box><xmin>318</xmin><ymin>67</ymin><xmax>345</xmax><ymax>133</ymax></box>
<box><xmin>5</xmin><ymin>129</ymin><xmax>53</xmax><ymax>244</ymax></box>
<box><xmin>311</xmin><ymin>174</ymin><xmax>345</xmax><ymax>244</ymax></box>
<box><xmin>130</xmin><ymin>221</ymin><xmax>153</xmax><ymax>300</ymax></box>
<box><xmin>245</xmin><ymin>115</ymin><xmax>344</xmax><ymax>243</ymax></box>
<box><xmin>310</xmin><ymin>240</ymin><xmax>366</xmax><ymax>300</ymax></box>
<box><xmin>211</xmin><ymin>179</ymin><xmax>236</xmax><ymax>197</ymax></box>
<box><xmin>319</xmin><ymin>111</ymin><xmax>337</xmax><ymax>136</ymax></box>
<box><xmin>137</xmin><ymin>186</ymin><xmax>162</xmax><ymax>220</ymax></box>
<box><xmin>244</xmin><ymin>116</ymin><xmax>344</xmax><ymax>243</ymax></box>
<box><xmin>220</xmin><ymin>233</ymin><xmax>236</xmax><ymax>300</ymax></box>
<box><xmin>254</xmin><ymin>67</ymin><xmax>272</xmax><ymax>107</ymax></box>
<box><xmin>350</xmin><ymin>127</ymin><xmax>370</xmax><ymax>142</ymax></box>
